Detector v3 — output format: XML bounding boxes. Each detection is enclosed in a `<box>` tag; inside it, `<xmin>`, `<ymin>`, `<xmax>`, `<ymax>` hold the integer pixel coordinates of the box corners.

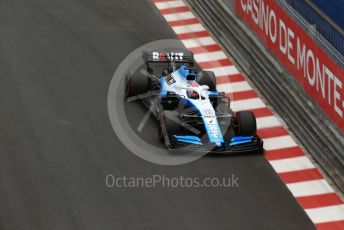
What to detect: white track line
<box><xmin>181</xmin><ymin>37</ymin><xmax>216</xmax><ymax>48</ymax></box>
<box><xmin>287</xmin><ymin>179</ymin><xmax>334</xmax><ymax>197</ymax></box>
<box><xmin>306</xmin><ymin>204</ymin><xmax>344</xmax><ymax>224</ymax></box>
<box><xmin>163</xmin><ymin>12</ymin><xmax>195</xmax><ymax>22</ymax></box>
<box><xmin>231</xmin><ymin>98</ymin><xmax>266</xmax><ymax>111</ymax></box>
<box><xmin>194</xmin><ymin>51</ymin><xmax>227</xmax><ymax>62</ymax></box>
<box><xmin>257</xmin><ymin>116</ymin><xmax>282</xmax><ymax>130</ymax></box>
<box><xmin>269</xmin><ymin>156</ymin><xmax>315</xmax><ymax>173</ymax></box>
<box><xmin>217</xmin><ymin>81</ymin><xmax>252</xmax><ymax>94</ymax></box>
<box><xmin>155</xmin><ymin>1</ymin><xmax>186</xmax><ymax>10</ymax></box>
<box><xmin>263</xmin><ymin>135</ymin><xmax>298</xmax><ymax>151</ymax></box>
<box><xmin>204</xmin><ymin>66</ymin><xmax>239</xmax><ymax>76</ymax></box>
<box><xmin>172</xmin><ymin>24</ymin><xmax>206</xmax><ymax>34</ymax></box>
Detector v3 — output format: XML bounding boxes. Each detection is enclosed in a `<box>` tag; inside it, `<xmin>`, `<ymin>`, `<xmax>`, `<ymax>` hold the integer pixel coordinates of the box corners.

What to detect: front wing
<box><xmin>169</xmin><ymin>135</ymin><xmax>264</xmax><ymax>154</ymax></box>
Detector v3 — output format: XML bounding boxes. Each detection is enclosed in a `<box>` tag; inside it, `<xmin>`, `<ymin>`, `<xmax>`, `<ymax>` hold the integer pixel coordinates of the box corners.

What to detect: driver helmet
<box><xmin>187</xmin><ymin>90</ymin><xmax>199</xmax><ymax>99</ymax></box>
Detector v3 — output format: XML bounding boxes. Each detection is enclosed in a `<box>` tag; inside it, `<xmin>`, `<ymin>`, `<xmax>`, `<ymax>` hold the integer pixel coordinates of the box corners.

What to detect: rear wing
<box><xmin>143</xmin><ymin>50</ymin><xmax>195</xmax><ymax>74</ymax></box>
<box><xmin>143</xmin><ymin>51</ymin><xmax>194</xmax><ymax>64</ymax></box>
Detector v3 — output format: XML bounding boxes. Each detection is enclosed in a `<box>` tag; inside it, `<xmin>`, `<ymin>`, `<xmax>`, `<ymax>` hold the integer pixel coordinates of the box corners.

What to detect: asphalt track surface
<box><xmin>0</xmin><ymin>0</ymin><xmax>315</xmax><ymax>229</ymax></box>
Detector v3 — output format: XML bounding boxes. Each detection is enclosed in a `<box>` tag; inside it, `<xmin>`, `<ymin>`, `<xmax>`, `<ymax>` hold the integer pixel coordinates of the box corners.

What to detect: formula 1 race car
<box><xmin>124</xmin><ymin>50</ymin><xmax>263</xmax><ymax>153</ymax></box>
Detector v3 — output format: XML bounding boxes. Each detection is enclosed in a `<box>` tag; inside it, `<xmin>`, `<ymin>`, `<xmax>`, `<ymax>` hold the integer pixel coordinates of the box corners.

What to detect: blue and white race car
<box><xmin>125</xmin><ymin>50</ymin><xmax>263</xmax><ymax>153</ymax></box>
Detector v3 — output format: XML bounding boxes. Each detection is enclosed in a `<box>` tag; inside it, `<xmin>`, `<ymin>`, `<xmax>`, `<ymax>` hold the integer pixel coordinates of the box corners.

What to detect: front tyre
<box><xmin>236</xmin><ymin>111</ymin><xmax>257</xmax><ymax>136</ymax></box>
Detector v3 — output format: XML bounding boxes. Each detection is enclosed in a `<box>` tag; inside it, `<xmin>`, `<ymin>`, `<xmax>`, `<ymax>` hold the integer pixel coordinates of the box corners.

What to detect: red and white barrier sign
<box><xmin>236</xmin><ymin>0</ymin><xmax>344</xmax><ymax>132</ymax></box>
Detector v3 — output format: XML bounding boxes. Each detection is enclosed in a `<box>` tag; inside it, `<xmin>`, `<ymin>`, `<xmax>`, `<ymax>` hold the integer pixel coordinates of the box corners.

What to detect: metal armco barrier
<box><xmin>186</xmin><ymin>0</ymin><xmax>344</xmax><ymax>192</ymax></box>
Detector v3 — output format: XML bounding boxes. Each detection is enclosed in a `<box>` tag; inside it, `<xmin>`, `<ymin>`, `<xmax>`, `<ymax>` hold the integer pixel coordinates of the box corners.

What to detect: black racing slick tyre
<box><xmin>158</xmin><ymin>110</ymin><xmax>180</xmax><ymax>144</ymax></box>
<box><xmin>125</xmin><ymin>72</ymin><xmax>149</xmax><ymax>98</ymax></box>
<box><xmin>197</xmin><ymin>71</ymin><xmax>216</xmax><ymax>91</ymax></box>
<box><xmin>236</xmin><ymin>111</ymin><xmax>257</xmax><ymax>136</ymax></box>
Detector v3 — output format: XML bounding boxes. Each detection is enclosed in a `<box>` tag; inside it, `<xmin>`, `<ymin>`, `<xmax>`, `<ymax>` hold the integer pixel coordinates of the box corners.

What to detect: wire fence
<box><xmin>283</xmin><ymin>0</ymin><xmax>344</xmax><ymax>57</ymax></box>
<box><xmin>222</xmin><ymin>0</ymin><xmax>344</xmax><ymax>68</ymax></box>
<box><xmin>278</xmin><ymin>0</ymin><xmax>344</xmax><ymax>68</ymax></box>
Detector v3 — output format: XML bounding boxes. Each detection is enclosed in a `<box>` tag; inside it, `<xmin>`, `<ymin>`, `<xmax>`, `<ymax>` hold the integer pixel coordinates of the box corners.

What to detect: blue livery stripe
<box><xmin>230</xmin><ymin>136</ymin><xmax>253</xmax><ymax>146</ymax></box>
<box><xmin>174</xmin><ymin>135</ymin><xmax>201</xmax><ymax>141</ymax></box>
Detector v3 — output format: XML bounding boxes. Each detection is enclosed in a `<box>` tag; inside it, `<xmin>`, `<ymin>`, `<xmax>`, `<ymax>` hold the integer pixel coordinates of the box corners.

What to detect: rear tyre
<box><xmin>125</xmin><ymin>72</ymin><xmax>150</xmax><ymax>98</ymax></box>
<box><xmin>236</xmin><ymin>111</ymin><xmax>257</xmax><ymax>136</ymax></box>
<box><xmin>198</xmin><ymin>71</ymin><xmax>216</xmax><ymax>91</ymax></box>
